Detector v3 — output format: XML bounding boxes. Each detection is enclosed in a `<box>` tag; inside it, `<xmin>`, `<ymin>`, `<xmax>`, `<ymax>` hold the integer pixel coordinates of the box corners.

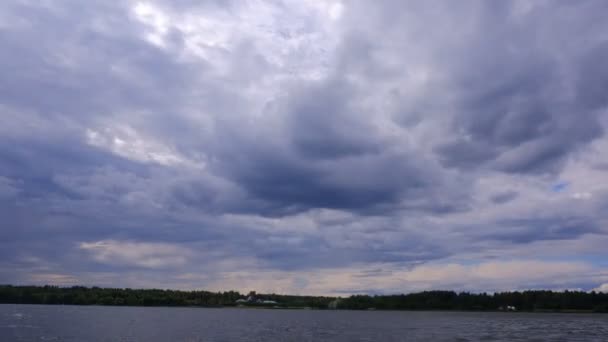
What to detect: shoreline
<box><xmin>2</xmin><ymin>285</ymin><xmax>607</xmax><ymax>313</ymax></box>
<box><xmin>1</xmin><ymin>302</ymin><xmax>605</xmax><ymax>314</ymax></box>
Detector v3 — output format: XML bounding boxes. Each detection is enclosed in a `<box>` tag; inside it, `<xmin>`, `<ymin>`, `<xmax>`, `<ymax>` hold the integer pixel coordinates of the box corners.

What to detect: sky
<box><xmin>1</xmin><ymin>0</ymin><xmax>608</xmax><ymax>296</ymax></box>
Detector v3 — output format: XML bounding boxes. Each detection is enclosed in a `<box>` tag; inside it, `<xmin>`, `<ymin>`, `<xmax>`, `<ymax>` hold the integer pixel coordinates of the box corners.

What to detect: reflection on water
<box><xmin>1</xmin><ymin>304</ymin><xmax>607</xmax><ymax>341</ymax></box>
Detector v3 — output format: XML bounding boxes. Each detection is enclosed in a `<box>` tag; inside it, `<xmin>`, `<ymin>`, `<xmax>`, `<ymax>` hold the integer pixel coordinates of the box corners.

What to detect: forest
<box><xmin>1</xmin><ymin>285</ymin><xmax>607</xmax><ymax>312</ymax></box>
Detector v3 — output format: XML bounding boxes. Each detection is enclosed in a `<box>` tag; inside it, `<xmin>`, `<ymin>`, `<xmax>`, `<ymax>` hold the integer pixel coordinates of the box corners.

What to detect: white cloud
<box><xmin>130</xmin><ymin>0</ymin><xmax>339</xmax><ymax>80</ymax></box>
<box><xmin>192</xmin><ymin>260</ymin><xmax>603</xmax><ymax>295</ymax></box>
<box><xmin>593</xmin><ymin>283</ymin><xmax>608</xmax><ymax>293</ymax></box>
<box><xmin>132</xmin><ymin>2</ymin><xmax>171</xmax><ymax>47</ymax></box>
<box><xmin>85</xmin><ymin>124</ymin><xmax>203</xmax><ymax>168</ymax></box>
<box><xmin>79</xmin><ymin>240</ymin><xmax>192</xmax><ymax>268</ymax></box>
<box><xmin>28</xmin><ymin>273</ymin><xmax>79</xmax><ymax>286</ymax></box>
<box><xmin>592</xmin><ymin>283</ymin><xmax>608</xmax><ymax>293</ymax></box>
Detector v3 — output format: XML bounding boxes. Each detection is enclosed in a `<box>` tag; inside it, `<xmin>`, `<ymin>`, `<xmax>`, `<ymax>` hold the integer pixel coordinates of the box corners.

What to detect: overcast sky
<box><xmin>1</xmin><ymin>0</ymin><xmax>608</xmax><ymax>295</ymax></box>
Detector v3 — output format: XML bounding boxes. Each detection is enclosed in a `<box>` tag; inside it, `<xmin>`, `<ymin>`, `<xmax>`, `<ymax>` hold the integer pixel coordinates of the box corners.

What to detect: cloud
<box><xmin>594</xmin><ymin>283</ymin><xmax>608</xmax><ymax>293</ymax></box>
<box><xmin>0</xmin><ymin>0</ymin><xmax>608</xmax><ymax>294</ymax></box>
<box><xmin>490</xmin><ymin>191</ymin><xmax>518</xmax><ymax>204</ymax></box>
<box><xmin>79</xmin><ymin>240</ymin><xmax>192</xmax><ymax>269</ymax></box>
<box><xmin>0</xmin><ymin>176</ymin><xmax>20</xmax><ymax>199</ymax></box>
<box><xmin>170</xmin><ymin>259</ymin><xmax>605</xmax><ymax>295</ymax></box>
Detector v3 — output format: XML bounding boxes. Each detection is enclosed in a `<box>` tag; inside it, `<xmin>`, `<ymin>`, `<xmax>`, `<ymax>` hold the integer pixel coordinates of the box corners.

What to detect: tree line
<box><xmin>1</xmin><ymin>285</ymin><xmax>607</xmax><ymax>312</ymax></box>
<box><xmin>338</xmin><ymin>290</ymin><xmax>608</xmax><ymax>312</ymax></box>
<box><xmin>0</xmin><ymin>285</ymin><xmax>334</xmax><ymax>309</ymax></box>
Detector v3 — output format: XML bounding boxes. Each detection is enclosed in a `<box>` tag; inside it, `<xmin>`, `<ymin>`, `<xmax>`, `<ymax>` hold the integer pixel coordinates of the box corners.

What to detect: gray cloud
<box><xmin>490</xmin><ymin>191</ymin><xmax>519</xmax><ymax>204</ymax></box>
<box><xmin>1</xmin><ymin>0</ymin><xmax>608</xmax><ymax>293</ymax></box>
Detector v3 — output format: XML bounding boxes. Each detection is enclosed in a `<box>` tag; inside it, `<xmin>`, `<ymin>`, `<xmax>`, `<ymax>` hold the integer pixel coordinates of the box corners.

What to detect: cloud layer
<box><xmin>1</xmin><ymin>0</ymin><xmax>608</xmax><ymax>295</ymax></box>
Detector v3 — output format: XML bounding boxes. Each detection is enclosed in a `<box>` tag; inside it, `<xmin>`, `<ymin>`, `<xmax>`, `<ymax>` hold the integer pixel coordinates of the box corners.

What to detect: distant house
<box><xmin>235</xmin><ymin>297</ymin><xmax>278</xmax><ymax>305</ymax></box>
<box><xmin>498</xmin><ymin>305</ymin><xmax>517</xmax><ymax>311</ymax></box>
<box><xmin>328</xmin><ymin>299</ymin><xmax>341</xmax><ymax>309</ymax></box>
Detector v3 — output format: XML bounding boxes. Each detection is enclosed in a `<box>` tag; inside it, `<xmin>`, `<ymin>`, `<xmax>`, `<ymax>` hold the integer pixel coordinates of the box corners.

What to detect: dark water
<box><xmin>1</xmin><ymin>304</ymin><xmax>607</xmax><ymax>341</ymax></box>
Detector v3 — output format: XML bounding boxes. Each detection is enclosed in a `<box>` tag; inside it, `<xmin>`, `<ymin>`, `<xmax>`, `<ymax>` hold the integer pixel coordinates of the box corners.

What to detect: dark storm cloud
<box><xmin>287</xmin><ymin>80</ymin><xmax>382</xmax><ymax>160</ymax></box>
<box><xmin>339</xmin><ymin>1</ymin><xmax>607</xmax><ymax>175</ymax></box>
<box><xmin>1</xmin><ymin>0</ymin><xmax>608</xmax><ymax>292</ymax></box>
<box><xmin>490</xmin><ymin>191</ymin><xmax>518</xmax><ymax>205</ymax></box>
<box><xmin>481</xmin><ymin>217</ymin><xmax>601</xmax><ymax>244</ymax></box>
<box><xmin>215</xmin><ymin>145</ymin><xmax>440</xmax><ymax>213</ymax></box>
<box><xmin>432</xmin><ymin>2</ymin><xmax>607</xmax><ymax>174</ymax></box>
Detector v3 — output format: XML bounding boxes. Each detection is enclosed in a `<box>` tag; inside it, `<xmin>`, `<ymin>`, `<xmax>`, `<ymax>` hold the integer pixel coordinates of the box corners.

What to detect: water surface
<box><xmin>1</xmin><ymin>304</ymin><xmax>607</xmax><ymax>341</ymax></box>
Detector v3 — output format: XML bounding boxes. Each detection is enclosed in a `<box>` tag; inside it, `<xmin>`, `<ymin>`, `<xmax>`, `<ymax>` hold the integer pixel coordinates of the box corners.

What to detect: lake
<box><xmin>1</xmin><ymin>304</ymin><xmax>607</xmax><ymax>341</ymax></box>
